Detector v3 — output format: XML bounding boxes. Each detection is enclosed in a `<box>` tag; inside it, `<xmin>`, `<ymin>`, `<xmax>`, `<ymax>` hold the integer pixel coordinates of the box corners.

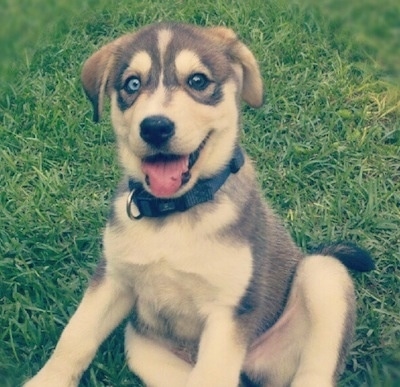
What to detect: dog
<box><xmin>25</xmin><ymin>22</ymin><xmax>374</xmax><ymax>387</ymax></box>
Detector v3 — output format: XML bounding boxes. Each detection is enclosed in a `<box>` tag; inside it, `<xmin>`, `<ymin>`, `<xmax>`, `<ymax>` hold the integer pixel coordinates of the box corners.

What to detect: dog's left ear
<box><xmin>207</xmin><ymin>27</ymin><xmax>264</xmax><ymax>108</ymax></box>
<box><xmin>81</xmin><ymin>35</ymin><xmax>130</xmax><ymax>122</ymax></box>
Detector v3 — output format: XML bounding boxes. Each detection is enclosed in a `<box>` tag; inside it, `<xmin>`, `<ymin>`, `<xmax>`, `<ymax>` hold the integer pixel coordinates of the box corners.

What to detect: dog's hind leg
<box><xmin>125</xmin><ymin>324</ymin><xmax>192</xmax><ymax>387</ymax></box>
<box><xmin>244</xmin><ymin>255</ymin><xmax>355</xmax><ymax>387</ymax></box>
<box><xmin>290</xmin><ymin>255</ymin><xmax>355</xmax><ymax>387</ymax></box>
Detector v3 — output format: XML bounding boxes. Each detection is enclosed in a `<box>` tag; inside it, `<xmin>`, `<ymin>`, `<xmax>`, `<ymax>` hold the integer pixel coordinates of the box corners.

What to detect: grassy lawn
<box><xmin>1</xmin><ymin>0</ymin><xmax>399</xmax><ymax>386</ymax></box>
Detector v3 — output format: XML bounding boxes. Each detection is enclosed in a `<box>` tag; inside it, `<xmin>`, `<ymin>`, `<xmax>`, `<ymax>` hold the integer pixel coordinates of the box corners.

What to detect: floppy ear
<box><xmin>207</xmin><ymin>26</ymin><xmax>264</xmax><ymax>108</ymax></box>
<box><xmin>231</xmin><ymin>40</ymin><xmax>264</xmax><ymax>108</ymax></box>
<box><xmin>81</xmin><ymin>34</ymin><xmax>131</xmax><ymax>122</ymax></box>
<box><xmin>81</xmin><ymin>41</ymin><xmax>114</xmax><ymax>122</ymax></box>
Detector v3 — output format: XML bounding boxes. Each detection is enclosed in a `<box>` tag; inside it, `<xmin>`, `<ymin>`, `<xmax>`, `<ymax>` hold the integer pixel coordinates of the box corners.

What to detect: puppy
<box><xmin>25</xmin><ymin>22</ymin><xmax>374</xmax><ymax>387</ymax></box>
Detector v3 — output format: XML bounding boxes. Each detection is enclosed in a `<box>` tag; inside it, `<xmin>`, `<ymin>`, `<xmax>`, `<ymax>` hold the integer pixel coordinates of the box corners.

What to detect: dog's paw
<box><xmin>291</xmin><ymin>375</ymin><xmax>334</xmax><ymax>387</ymax></box>
<box><xmin>24</xmin><ymin>378</ymin><xmax>77</xmax><ymax>387</ymax></box>
<box><xmin>23</xmin><ymin>370</ymin><xmax>78</xmax><ymax>387</ymax></box>
<box><xmin>186</xmin><ymin>368</ymin><xmax>239</xmax><ymax>387</ymax></box>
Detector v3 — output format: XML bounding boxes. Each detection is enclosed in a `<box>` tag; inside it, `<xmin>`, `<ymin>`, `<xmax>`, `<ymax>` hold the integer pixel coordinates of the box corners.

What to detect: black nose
<box><xmin>140</xmin><ymin>115</ymin><xmax>175</xmax><ymax>146</ymax></box>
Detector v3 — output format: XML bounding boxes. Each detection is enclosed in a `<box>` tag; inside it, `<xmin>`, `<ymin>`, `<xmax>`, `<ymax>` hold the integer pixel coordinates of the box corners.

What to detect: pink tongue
<box><xmin>141</xmin><ymin>156</ymin><xmax>189</xmax><ymax>198</ymax></box>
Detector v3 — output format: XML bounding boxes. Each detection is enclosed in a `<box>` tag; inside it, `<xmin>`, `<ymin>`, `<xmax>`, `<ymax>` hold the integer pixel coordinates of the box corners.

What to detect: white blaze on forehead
<box><xmin>127</xmin><ymin>51</ymin><xmax>152</xmax><ymax>79</ymax></box>
<box><xmin>175</xmin><ymin>50</ymin><xmax>211</xmax><ymax>80</ymax></box>
<box><xmin>157</xmin><ymin>29</ymin><xmax>173</xmax><ymax>67</ymax></box>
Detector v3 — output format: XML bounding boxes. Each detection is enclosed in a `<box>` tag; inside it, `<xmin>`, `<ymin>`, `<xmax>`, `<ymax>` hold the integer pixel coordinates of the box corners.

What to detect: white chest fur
<box><xmin>103</xmin><ymin>194</ymin><xmax>253</xmax><ymax>332</ymax></box>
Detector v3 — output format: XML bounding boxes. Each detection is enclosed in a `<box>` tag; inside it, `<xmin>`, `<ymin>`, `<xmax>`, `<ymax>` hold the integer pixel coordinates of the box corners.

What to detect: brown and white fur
<box><xmin>25</xmin><ymin>22</ymin><xmax>373</xmax><ymax>387</ymax></box>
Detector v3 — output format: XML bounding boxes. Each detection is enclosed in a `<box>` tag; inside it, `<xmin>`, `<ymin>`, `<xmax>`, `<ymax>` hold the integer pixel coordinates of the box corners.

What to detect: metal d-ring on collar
<box><xmin>126</xmin><ymin>146</ymin><xmax>245</xmax><ymax>220</ymax></box>
<box><xmin>126</xmin><ymin>188</ymin><xmax>143</xmax><ymax>220</ymax></box>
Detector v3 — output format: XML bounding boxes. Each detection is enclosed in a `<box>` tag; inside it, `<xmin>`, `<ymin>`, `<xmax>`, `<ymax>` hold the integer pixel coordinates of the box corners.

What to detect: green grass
<box><xmin>1</xmin><ymin>0</ymin><xmax>399</xmax><ymax>386</ymax></box>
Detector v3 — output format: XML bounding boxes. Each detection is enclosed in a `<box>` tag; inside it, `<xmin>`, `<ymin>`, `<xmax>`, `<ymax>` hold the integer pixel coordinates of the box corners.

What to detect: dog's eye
<box><xmin>187</xmin><ymin>73</ymin><xmax>210</xmax><ymax>91</ymax></box>
<box><xmin>123</xmin><ymin>76</ymin><xmax>141</xmax><ymax>93</ymax></box>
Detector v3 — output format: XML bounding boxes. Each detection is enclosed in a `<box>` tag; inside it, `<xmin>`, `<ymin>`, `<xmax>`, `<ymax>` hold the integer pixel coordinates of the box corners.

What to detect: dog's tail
<box><xmin>312</xmin><ymin>242</ymin><xmax>375</xmax><ymax>272</ymax></box>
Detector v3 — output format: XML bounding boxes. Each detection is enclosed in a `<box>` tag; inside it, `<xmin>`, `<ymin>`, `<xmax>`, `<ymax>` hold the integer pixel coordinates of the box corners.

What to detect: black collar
<box><xmin>126</xmin><ymin>146</ymin><xmax>244</xmax><ymax>219</ymax></box>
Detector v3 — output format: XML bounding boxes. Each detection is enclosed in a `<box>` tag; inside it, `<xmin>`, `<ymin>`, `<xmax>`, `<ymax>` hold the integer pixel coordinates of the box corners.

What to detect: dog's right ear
<box><xmin>81</xmin><ymin>34</ymin><xmax>132</xmax><ymax>122</ymax></box>
<box><xmin>81</xmin><ymin>41</ymin><xmax>116</xmax><ymax>122</ymax></box>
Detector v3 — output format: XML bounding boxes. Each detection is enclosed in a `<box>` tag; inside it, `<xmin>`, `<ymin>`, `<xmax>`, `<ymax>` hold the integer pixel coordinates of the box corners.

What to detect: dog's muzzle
<box><xmin>139</xmin><ymin>119</ymin><xmax>211</xmax><ymax>198</ymax></box>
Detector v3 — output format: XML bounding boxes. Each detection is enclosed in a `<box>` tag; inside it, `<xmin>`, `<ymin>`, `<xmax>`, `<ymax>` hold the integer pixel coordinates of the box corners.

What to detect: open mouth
<box><xmin>141</xmin><ymin>135</ymin><xmax>209</xmax><ymax>198</ymax></box>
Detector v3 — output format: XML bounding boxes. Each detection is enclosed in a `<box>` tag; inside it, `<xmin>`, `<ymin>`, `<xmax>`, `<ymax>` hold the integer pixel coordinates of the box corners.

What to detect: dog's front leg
<box><xmin>24</xmin><ymin>275</ymin><xmax>134</xmax><ymax>387</ymax></box>
<box><xmin>187</xmin><ymin>308</ymin><xmax>247</xmax><ymax>387</ymax></box>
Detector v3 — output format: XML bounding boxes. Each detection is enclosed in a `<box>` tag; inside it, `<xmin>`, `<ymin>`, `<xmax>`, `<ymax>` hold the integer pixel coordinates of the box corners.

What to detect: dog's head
<box><xmin>82</xmin><ymin>23</ymin><xmax>263</xmax><ymax>198</ymax></box>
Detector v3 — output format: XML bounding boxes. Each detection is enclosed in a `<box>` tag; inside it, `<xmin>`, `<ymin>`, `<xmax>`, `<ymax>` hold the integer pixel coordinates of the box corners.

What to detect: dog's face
<box><xmin>82</xmin><ymin>23</ymin><xmax>263</xmax><ymax>198</ymax></box>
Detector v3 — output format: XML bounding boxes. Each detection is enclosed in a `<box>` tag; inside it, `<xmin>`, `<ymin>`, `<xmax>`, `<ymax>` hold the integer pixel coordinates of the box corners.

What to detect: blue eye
<box><xmin>124</xmin><ymin>76</ymin><xmax>141</xmax><ymax>93</ymax></box>
<box><xmin>187</xmin><ymin>73</ymin><xmax>210</xmax><ymax>91</ymax></box>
